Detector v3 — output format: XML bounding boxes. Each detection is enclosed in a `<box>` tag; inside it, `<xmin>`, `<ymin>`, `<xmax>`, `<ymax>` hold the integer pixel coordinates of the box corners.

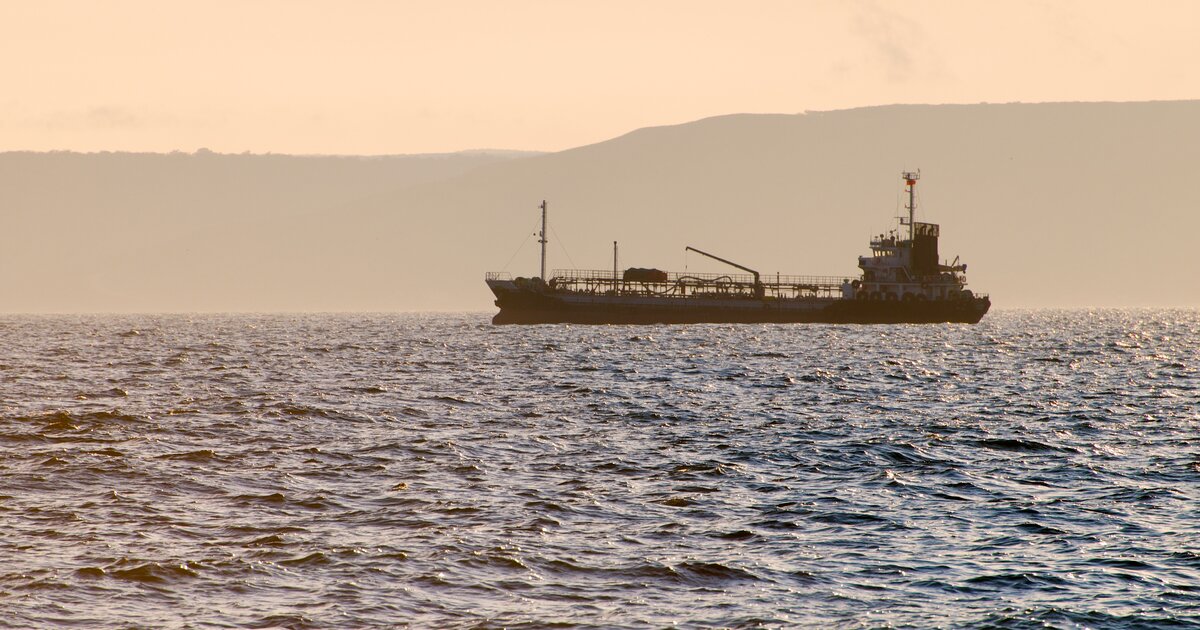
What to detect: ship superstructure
<box><xmin>855</xmin><ymin>172</ymin><xmax>977</xmax><ymax>304</ymax></box>
<box><xmin>485</xmin><ymin>172</ymin><xmax>989</xmax><ymax>324</ymax></box>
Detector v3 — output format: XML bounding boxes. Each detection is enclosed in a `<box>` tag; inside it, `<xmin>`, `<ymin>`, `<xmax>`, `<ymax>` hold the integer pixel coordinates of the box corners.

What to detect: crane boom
<box><xmin>685</xmin><ymin>246</ymin><xmax>761</xmax><ymax>288</ymax></box>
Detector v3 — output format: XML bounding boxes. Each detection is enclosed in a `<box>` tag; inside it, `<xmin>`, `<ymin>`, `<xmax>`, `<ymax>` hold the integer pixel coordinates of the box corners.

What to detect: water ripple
<box><xmin>0</xmin><ymin>309</ymin><xmax>1198</xmax><ymax>627</ymax></box>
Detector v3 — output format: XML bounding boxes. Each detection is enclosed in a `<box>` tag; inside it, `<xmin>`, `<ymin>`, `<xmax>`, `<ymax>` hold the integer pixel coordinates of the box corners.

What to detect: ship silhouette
<box><xmin>486</xmin><ymin>172</ymin><xmax>990</xmax><ymax>324</ymax></box>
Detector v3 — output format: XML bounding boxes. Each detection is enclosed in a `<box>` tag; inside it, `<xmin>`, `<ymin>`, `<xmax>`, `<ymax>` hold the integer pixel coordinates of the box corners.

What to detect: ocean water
<box><xmin>1</xmin><ymin>310</ymin><xmax>1198</xmax><ymax>629</ymax></box>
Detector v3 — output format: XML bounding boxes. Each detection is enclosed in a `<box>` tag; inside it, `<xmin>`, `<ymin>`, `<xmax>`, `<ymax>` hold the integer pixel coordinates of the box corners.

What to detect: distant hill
<box><xmin>1</xmin><ymin>102</ymin><xmax>1197</xmax><ymax>312</ymax></box>
<box><xmin>0</xmin><ymin>150</ymin><xmax>535</xmax><ymax>312</ymax></box>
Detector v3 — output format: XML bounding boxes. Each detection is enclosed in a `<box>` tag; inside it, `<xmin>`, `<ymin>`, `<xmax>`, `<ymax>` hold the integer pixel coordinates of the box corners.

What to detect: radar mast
<box><xmin>901</xmin><ymin>171</ymin><xmax>920</xmax><ymax>243</ymax></box>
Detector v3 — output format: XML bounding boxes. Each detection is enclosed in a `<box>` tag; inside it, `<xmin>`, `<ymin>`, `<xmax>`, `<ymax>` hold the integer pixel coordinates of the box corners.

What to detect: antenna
<box><xmin>538</xmin><ymin>200</ymin><xmax>548</xmax><ymax>280</ymax></box>
<box><xmin>901</xmin><ymin>171</ymin><xmax>920</xmax><ymax>242</ymax></box>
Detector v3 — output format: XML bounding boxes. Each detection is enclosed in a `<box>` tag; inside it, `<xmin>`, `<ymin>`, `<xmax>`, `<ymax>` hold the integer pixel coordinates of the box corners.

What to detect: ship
<box><xmin>485</xmin><ymin>172</ymin><xmax>990</xmax><ymax>325</ymax></box>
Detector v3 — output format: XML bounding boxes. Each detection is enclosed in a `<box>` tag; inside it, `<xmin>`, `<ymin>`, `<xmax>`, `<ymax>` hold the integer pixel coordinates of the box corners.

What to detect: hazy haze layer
<box><xmin>1</xmin><ymin>101</ymin><xmax>1196</xmax><ymax>312</ymax></box>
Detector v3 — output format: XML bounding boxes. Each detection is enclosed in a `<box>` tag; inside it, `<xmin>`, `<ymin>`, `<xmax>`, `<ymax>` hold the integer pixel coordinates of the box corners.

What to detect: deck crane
<box><xmin>685</xmin><ymin>246</ymin><xmax>764</xmax><ymax>299</ymax></box>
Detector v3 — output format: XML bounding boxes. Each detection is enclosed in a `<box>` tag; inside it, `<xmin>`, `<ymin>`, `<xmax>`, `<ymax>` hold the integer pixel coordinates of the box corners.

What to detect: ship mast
<box><xmin>538</xmin><ymin>200</ymin><xmax>548</xmax><ymax>280</ymax></box>
<box><xmin>902</xmin><ymin>171</ymin><xmax>919</xmax><ymax>242</ymax></box>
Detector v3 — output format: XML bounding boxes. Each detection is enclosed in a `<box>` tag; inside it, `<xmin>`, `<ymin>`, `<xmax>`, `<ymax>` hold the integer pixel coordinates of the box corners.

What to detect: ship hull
<box><xmin>487</xmin><ymin>281</ymin><xmax>990</xmax><ymax>325</ymax></box>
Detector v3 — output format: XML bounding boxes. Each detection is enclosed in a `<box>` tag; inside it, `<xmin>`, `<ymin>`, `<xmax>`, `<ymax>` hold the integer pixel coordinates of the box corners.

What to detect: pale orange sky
<box><xmin>1</xmin><ymin>0</ymin><xmax>1197</xmax><ymax>155</ymax></box>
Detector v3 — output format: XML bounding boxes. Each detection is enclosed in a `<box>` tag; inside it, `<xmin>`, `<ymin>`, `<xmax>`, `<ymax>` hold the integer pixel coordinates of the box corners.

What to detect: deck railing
<box><xmin>488</xmin><ymin>269</ymin><xmax>852</xmax><ymax>286</ymax></box>
<box><xmin>550</xmin><ymin>269</ymin><xmax>850</xmax><ymax>288</ymax></box>
<box><xmin>545</xmin><ymin>269</ymin><xmax>850</xmax><ymax>299</ymax></box>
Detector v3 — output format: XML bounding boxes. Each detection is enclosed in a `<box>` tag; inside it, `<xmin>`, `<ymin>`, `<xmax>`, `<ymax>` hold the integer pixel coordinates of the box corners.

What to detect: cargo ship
<box><xmin>485</xmin><ymin>172</ymin><xmax>990</xmax><ymax>324</ymax></box>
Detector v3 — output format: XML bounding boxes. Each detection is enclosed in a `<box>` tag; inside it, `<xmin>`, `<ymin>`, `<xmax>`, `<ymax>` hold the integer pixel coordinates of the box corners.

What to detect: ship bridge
<box><xmin>853</xmin><ymin>173</ymin><xmax>976</xmax><ymax>303</ymax></box>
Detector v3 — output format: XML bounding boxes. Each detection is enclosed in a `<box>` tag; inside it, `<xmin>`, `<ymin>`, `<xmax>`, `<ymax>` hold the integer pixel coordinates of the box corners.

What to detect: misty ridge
<box><xmin>0</xmin><ymin>101</ymin><xmax>1196</xmax><ymax>313</ymax></box>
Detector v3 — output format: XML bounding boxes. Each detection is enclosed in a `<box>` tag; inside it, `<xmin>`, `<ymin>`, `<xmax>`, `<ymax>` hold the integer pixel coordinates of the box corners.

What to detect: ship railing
<box><xmin>547</xmin><ymin>269</ymin><xmax>853</xmax><ymax>299</ymax></box>
<box><xmin>551</xmin><ymin>269</ymin><xmax>849</xmax><ymax>286</ymax></box>
<box><xmin>485</xmin><ymin>271</ymin><xmax>513</xmax><ymax>281</ymax></box>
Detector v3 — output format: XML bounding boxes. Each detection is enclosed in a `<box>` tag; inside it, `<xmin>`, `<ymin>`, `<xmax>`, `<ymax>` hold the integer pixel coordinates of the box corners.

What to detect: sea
<box><xmin>1</xmin><ymin>309</ymin><xmax>1198</xmax><ymax>629</ymax></box>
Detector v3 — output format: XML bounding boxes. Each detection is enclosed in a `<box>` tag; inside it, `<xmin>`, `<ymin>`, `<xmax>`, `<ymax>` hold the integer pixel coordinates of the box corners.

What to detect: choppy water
<box><xmin>1</xmin><ymin>310</ymin><xmax>1198</xmax><ymax>628</ymax></box>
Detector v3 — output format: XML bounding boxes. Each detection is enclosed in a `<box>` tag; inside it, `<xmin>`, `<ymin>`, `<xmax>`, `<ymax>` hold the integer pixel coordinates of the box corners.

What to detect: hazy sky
<box><xmin>2</xmin><ymin>0</ymin><xmax>1197</xmax><ymax>154</ymax></box>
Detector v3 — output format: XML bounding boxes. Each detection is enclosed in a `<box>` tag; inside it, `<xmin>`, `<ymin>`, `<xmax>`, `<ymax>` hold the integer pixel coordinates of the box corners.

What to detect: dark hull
<box><xmin>489</xmin><ymin>284</ymin><xmax>990</xmax><ymax>325</ymax></box>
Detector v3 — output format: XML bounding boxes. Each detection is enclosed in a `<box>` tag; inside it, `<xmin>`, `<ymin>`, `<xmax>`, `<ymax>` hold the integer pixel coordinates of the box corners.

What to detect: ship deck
<box><xmin>487</xmin><ymin>269</ymin><xmax>851</xmax><ymax>300</ymax></box>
